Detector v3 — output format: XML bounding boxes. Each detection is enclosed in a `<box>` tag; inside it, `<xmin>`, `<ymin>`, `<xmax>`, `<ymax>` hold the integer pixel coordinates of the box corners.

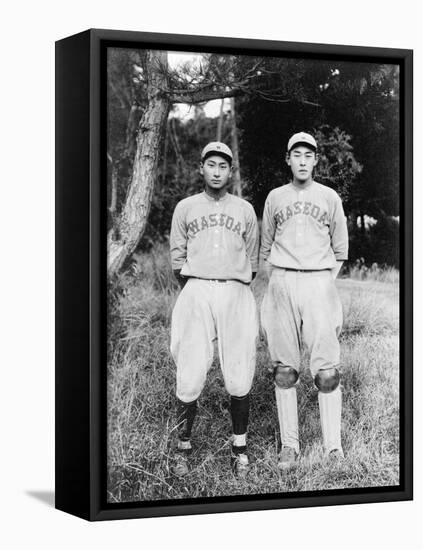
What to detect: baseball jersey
<box><xmin>260</xmin><ymin>181</ymin><xmax>348</xmax><ymax>270</ymax></box>
<box><xmin>170</xmin><ymin>191</ymin><xmax>259</xmax><ymax>283</ymax></box>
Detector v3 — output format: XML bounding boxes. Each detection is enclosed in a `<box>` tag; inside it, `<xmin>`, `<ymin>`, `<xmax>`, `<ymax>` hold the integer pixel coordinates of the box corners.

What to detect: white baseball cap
<box><xmin>287</xmin><ymin>132</ymin><xmax>317</xmax><ymax>152</ymax></box>
<box><xmin>201</xmin><ymin>141</ymin><xmax>233</xmax><ymax>161</ymax></box>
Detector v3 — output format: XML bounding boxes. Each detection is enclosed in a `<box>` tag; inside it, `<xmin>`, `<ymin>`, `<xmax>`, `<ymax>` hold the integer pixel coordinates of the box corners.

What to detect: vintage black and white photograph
<box><xmin>105</xmin><ymin>44</ymin><xmax>401</xmax><ymax>504</ymax></box>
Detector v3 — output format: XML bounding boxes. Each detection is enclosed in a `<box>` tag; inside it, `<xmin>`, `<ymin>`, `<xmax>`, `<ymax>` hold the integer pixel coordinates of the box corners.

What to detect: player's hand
<box><xmin>173</xmin><ymin>269</ymin><xmax>187</xmax><ymax>289</ymax></box>
<box><xmin>262</xmin><ymin>260</ymin><xmax>274</xmax><ymax>278</ymax></box>
<box><xmin>331</xmin><ymin>261</ymin><xmax>344</xmax><ymax>280</ymax></box>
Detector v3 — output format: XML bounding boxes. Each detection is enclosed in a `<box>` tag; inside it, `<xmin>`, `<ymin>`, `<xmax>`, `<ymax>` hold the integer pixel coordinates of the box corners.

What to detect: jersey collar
<box><xmin>202</xmin><ymin>190</ymin><xmax>230</xmax><ymax>202</ymax></box>
<box><xmin>290</xmin><ymin>179</ymin><xmax>316</xmax><ymax>191</ymax></box>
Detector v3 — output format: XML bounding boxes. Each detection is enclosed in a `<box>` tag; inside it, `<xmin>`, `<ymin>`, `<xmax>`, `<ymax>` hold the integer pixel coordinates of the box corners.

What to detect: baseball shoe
<box><xmin>277</xmin><ymin>446</ymin><xmax>298</xmax><ymax>471</ymax></box>
<box><xmin>171</xmin><ymin>440</ymin><xmax>192</xmax><ymax>476</ymax></box>
<box><xmin>172</xmin><ymin>449</ymin><xmax>190</xmax><ymax>476</ymax></box>
<box><xmin>328</xmin><ymin>448</ymin><xmax>345</xmax><ymax>462</ymax></box>
<box><xmin>231</xmin><ymin>448</ymin><xmax>250</xmax><ymax>478</ymax></box>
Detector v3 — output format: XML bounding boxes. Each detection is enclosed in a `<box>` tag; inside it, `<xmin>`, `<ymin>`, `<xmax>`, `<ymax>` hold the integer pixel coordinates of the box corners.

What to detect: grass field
<box><xmin>107</xmin><ymin>246</ymin><xmax>399</xmax><ymax>503</ymax></box>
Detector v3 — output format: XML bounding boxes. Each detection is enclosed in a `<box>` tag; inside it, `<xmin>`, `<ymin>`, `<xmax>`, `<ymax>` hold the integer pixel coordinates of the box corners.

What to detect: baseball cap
<box><xmin>287</xmin><ymin>132</ymin><xmax>317</xmax><ymax>152</ymax></box>
<box><xmin>201</xmin><ymin>141</ymin><xmax>233</xmax><ymax>162</ymax></box>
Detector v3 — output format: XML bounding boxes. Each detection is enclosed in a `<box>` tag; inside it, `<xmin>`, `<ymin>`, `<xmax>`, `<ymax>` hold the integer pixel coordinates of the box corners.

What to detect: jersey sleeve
<box><xmin>170</xmin><ymin>202</ymin><xmax>188</xmax><ymax>270</ymax></box>
<box><xmin>245</xmin><ymin>205</ymin><xmax>259</xmax><ymax>272</ymax></box>
<box><xmin>259</xmin><ymin>193</ymin><xmax>276</xmax><ymax>264</ymax></box>
<box><xmin>329</xmin><ymin>194</ymin><xmax>349</xmax><ymax>261</ymax></box>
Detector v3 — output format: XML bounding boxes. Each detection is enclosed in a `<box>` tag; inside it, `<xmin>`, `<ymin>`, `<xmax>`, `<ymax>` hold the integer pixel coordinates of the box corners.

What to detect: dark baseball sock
<box><xmin>231</xmin><ymin>444</ymin><xmax>247</xmax><ymax>455</ymax></box>
<box><xmin>176</xmin><ymin>398</ymin><xmax>197</xmax><ymax>442</ymax></box>
<box><xmin>230</xmin><ymin>393</ymin><xmax>250</xmax><ymax>436</ymax></box>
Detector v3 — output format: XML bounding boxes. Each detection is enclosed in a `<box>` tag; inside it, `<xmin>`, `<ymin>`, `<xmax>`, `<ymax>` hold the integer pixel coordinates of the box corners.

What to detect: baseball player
<box><xmin>260</xmin><ymin>132</ymin><xmax>348</xmax><ymax>469</ymax></box>
<box><xmin>169</xmin><ymin>141</ymin><xmax>259</xmax><ymax>477</ymax></box>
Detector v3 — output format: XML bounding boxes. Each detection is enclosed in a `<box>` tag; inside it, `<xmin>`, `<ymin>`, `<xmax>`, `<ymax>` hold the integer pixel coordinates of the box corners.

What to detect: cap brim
<box><xmin>202</xmin><ymin>151</ymin><xmax>233</xmax><ymax>163</ymax></box>
<box><xmin>288</xmin><ymin>141</ymin><xmax>317</xmax><ymax>152</ymax></box>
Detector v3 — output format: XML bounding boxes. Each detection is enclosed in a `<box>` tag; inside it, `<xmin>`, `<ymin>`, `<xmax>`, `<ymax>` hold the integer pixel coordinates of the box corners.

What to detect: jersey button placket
<box><xmin>215</xmin><ymin>201</ymin><xmax>220</xmax><ymax>245</ymax></box>
<box><xmin>296</xmin><ymin>189</ymin><xmax>305</xmax><ymax>246</ymax></box>
<box><xmin>213</xmin><ymin>202</ymin><xmax>221</xmax><ymax>255</ymax></box>
<box><xmin>296</xmin><ymin>217</ymin><xmax>305</xmax><ymax>246</ymax></box>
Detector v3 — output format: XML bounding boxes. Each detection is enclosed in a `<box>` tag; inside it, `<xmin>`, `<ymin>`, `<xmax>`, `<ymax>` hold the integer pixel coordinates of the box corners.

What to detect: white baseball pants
<box><xmin>171</xmin><ymin>278</ymin><xmax>258</xmax><ymax>403</ymax></box>
<box><xmin>261</xmin><ymin>268</ymin><xmax>343</xmax><ymax>375</ymax></box>
<box><xmin>261</xmin><ymin>268</ymin><xmax>343</xmax><ymax>454</ymax></box>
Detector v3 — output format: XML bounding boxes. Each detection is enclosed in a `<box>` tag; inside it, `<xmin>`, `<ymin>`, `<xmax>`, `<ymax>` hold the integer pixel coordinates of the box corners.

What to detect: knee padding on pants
<box><xmin>274</xmin><ymin>365</ymin><xmax>299</xmax><ymax>389</ymax></box>
<box><xmin>314</xmin><ymin>367</ymin><xmax>340</xmax><ymax>393</ymax></box>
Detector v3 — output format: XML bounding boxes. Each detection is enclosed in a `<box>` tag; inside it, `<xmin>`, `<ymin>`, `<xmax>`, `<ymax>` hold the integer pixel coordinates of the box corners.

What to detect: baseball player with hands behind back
<box><xmin>260</xmin><ymin>132</ymin><xmax>348</xmax><ymax>470</ymax></box>
<box><xmin>170</xmin><ymin>142</ymin><xmax>259</xmax><ymax>477</ymax></box>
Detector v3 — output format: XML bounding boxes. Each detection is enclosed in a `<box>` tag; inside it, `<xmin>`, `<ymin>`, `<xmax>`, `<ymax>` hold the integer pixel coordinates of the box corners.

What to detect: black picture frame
<box><xmin>55</xmin><ymin>28</ymin><xmax>413</xmax><ymax>521</ymax></box>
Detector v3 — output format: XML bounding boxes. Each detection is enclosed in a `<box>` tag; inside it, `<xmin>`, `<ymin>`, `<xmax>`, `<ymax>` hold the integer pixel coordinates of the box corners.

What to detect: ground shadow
<box><xmin>26</xmin><ymin>490</ymin><xmax>55</xmax><ymax>508</ymax></box>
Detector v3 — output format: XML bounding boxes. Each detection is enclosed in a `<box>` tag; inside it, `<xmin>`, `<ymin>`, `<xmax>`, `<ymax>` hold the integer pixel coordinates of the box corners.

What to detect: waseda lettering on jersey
<box><xmin>187</xmin><ymin>213</ymin><xmax>243</xmax><ymax>236</ymax></box>
<box><xmin>274</xmin><ymin>201</ymin><xmax>329</xmax><ymax>227</ymax></box>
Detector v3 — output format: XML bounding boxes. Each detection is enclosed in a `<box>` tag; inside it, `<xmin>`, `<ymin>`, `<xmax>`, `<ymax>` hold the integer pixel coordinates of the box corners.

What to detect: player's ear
<box><xmin>199</xmin><ymin>162</ymin><xmax>204</xmax><ymax>175</ymax></box>
<box><xmin>285</xmin><ymin>152</ymin><xmax>291</xmax><ymax>166</ymax></box>
<box><xmin>313</xmin><ymin>153</ymin><xmax>319</xmax><ymax>167</ymax></box>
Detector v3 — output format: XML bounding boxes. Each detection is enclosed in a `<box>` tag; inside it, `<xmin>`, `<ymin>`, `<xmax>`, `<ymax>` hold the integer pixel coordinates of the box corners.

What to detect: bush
<box><xmin>348</xmin><ymin>215</ymin><xmax>399</xmax><ymax>268</ymax></box>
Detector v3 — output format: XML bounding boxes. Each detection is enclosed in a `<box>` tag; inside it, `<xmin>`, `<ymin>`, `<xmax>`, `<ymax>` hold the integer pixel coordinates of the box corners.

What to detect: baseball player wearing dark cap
<box><xmin>170</xmin><ymin>141</ymin><xmax>259</xmax><ymax>477</ymax></box>
<box><xmin>260</xmin><ymin>132</ymin><xmax>348</xmax><ymax>469</ymax></box>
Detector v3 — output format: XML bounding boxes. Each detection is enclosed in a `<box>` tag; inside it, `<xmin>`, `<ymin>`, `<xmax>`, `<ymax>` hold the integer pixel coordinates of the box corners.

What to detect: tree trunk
<box><xmin>124</xmin><ymin>103</ymin><xmax>143</xmax><ymax>163</ymax></box>
<box><xmin>230</xmin><ymin>97</ymin><xmax>242</xmax><ymax>197</ymax></box>
<box><xmin>108</xmin><ymin>50</ymin><xmax>170</xmax><ymax>277</ymax></box>
<box><xmin>169</xmin><ymin>117</ymin><xmax>183</xmax><ymax>177</ymax></box>
<box><xmin>161</xmin><ymin>119</ymin><xmax>169</xmax><ymax>184</ymax></box>
<box><xmin>108</xmin><ymin>154</ymin><xmax>118</xmax><ymax>227</ymax></box>
<box><xmin>216</xmin><ymin>98</ymin><xmax>224</xmax><ymax>141</ymax></box>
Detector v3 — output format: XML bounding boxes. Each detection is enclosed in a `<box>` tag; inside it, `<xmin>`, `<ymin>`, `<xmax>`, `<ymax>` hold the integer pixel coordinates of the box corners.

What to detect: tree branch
<box><xmin>170</xmin><ymin>81</ymin><xmax>320</xmax><ymax>106</ymax></box>
<box><xmin>171</xmin><ymin>88</ymin><xmax>244</xmax><ymax>104</ymax></box>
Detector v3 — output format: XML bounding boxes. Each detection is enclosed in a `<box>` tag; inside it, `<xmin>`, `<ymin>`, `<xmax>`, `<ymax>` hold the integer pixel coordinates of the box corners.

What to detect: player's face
<box><xmin>286</xmin><ymin>145</ymin><xmax>318</xmax><ymax>184</ymax></box>
<box><xmin>200</xmin><ymin>155</ymin><xmax>232</xmax><ymax>194</ymax></box>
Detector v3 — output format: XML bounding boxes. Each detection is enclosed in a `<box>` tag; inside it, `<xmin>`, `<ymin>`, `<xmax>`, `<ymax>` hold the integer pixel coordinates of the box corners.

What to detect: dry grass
<box><xmin>107</xmin><ymin>246</ymin><xmax>400</xmax><ymax>503</ymax></box>
<box><xmin>346</xmin><ymin>259</ymin><xmax>399</xmax><ymax>284</ymax></box>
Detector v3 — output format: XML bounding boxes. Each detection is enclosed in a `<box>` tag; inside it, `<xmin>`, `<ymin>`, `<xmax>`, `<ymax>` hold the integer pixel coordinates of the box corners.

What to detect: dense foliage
<box><xmin>107</xmin><ymin>50</ymin><xmax>400</xmax><ymax>266</ymax></box>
